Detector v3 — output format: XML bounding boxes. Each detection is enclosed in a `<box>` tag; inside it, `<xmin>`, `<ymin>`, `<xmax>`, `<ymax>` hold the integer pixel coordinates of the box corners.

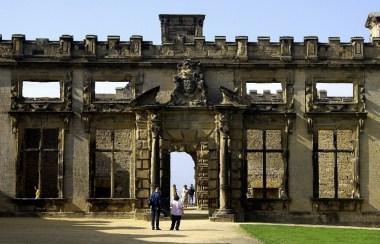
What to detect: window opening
<box><xmin>22</xmin><ymin>81</ymin><xmax>61</xmax><ymax>99</ymax></box>
<box><xmin>94</xmin><ymin>81</ymin><xmax>131</xmax><ymax>100</ymax></box>
<box><xmin>246</xmin><ymin>82</ymin><xmax>283</xmax><ymax>102</ymax></box>
<box><xmin>21</xmin><ymin>128</ymin><xmax>61</xmax><ymax>198</ymax></box>
<box><xmin>316</xmin><ymin>83</ymin><xmax>353</xmax><ymax>100</ymax></box>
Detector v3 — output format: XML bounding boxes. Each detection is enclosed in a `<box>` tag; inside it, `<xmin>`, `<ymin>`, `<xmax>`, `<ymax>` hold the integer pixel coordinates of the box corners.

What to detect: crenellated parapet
<box><xmin>0</xmin><ymin>13</ymin><xmax>379</xmax><ymax>63</ymax></box>
<box><xmin>1</xmin><ymin>34</ymin><xmax>380</xmax><ymax>63</ymax></box>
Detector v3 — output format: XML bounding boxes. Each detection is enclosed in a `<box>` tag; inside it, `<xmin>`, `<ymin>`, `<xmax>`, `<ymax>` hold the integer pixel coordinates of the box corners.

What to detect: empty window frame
<box><xmin>22</xmin><ymin>81</ymin><xmax>61</xmax><ymax>99</ymax></box>
<box><xmin>246</xmin><ymin>82</ymin><xmax>283</xmax><ymax>102</ymax></box>
<box><xmin>316</xmin><ymin>83</ymin><xmax>353</xmax><ymax>101</ymax></box>
<box><xmin>247</xmin><ymin>129</ymin><xmax>284</xmax><ymax>199</ymax></box>
<box><xmin>94</xmin><ymin>81</ymin><xmax>131</xmax><ymax>100</ymax></box>
<box><xmin>92</xmin><ymin>129</ymin><xmax>133</xmax><ymax>198</ymax></box>
<box><xmin>315</xmin><ymin>129</ymin><xmax>355</xmax><ymax>198</ymax></box>
<box><xmin>19</xmin><ymin>128</ymin><xmax>63</xmax><ymax>198</ymax></box>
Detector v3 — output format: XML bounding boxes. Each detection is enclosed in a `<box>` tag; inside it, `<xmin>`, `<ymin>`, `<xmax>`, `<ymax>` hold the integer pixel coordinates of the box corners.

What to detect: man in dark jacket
<box><xmin>149</xmin><ymin>187</ymin><xmax>161</xmax><ymax>230</ymax></box>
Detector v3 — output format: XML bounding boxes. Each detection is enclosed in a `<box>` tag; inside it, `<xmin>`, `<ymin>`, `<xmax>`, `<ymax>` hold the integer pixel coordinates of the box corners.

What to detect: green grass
<box><xmin>240</xmin><ymin>224</ymin><xmax>380</xmax><ymax>244</ymax></box>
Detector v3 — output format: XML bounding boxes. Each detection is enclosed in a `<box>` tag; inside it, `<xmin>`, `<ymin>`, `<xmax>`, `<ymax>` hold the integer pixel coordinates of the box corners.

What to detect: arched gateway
<box><xmin>3</xmin><ymin>13</ymin><xmax>380</xmax><ymax>225</ymax></box>
<box><xmin>132</xmin><ymin>59</ymin><xmax>244</xmax><ymax>221</ymax></box>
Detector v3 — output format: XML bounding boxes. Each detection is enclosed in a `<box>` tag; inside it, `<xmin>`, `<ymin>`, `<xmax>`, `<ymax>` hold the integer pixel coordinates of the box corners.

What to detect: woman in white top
<box><xmin>170</xmin><ymin>195</ymin><xmax>183</xmax><ymax>230</ymax></box>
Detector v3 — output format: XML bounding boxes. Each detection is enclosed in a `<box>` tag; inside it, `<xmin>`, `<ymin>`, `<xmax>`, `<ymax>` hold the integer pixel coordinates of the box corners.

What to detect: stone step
<box><xmin>162</xmin><ymin>209</ymin><xmax>209</xmax><ymax>220</ymax></box>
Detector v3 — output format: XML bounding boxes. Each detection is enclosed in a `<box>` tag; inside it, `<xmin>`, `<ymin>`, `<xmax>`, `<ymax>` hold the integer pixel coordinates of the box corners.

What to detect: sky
<box><xmin>2</xmin><ymin>0</ymin><xmax>379</xmax><ymax>198</ymax></box>
<box><xmin>0</xmin><ymin>0</ymin><xmax>378</xmax><ymax>43</ymax></box>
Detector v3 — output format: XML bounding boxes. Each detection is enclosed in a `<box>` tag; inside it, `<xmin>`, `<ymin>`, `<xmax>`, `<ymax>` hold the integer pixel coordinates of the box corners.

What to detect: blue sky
<box><xmin>2</xmin><ymin>0</ymin><xmax>379</xmax><ymax>198</ymax></box>
<box><xmin>0</xmin><ymin>0</ymin><xmax>378</xmax><ymax>43</ymax></box>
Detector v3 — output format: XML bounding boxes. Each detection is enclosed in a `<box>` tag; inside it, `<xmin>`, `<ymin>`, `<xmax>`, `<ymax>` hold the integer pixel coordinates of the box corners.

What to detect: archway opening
<box><xmin>170</xmin><ymin>152</ymin><xmax>196</xmax><ymax>208</ymax></box>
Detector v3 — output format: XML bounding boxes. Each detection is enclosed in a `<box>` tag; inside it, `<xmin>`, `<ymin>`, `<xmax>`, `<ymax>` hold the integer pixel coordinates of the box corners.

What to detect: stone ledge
<box><xmin>86</xmin><ymin>198</ymin><xmax>135</xmax><ymax>212</ymax></box>
<box><xmin>246</xmin><ymin>198</ymin><xmax>290</xmax><ymax>211</ymax></box>
<box><xmin>311</xmin><ymin>198</ymin><xmax>363</xmax><ymax>212</ymax></box>
<box><xmin>12</xmin><ymin>198</ymin><xmax>67</xmax><ymax>212</ymax></box>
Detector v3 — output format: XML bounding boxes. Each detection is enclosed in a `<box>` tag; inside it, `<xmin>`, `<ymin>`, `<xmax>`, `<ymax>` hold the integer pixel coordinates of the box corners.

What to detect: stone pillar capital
<box><xmin>216</xmin><ymin>112</ymin><xmax>231</xmax><ymax>136</ymax></box>
<box><xmin>149</xmin><ymin>112</ymin><xmax>161</xmax><ymax>138</ymax></box>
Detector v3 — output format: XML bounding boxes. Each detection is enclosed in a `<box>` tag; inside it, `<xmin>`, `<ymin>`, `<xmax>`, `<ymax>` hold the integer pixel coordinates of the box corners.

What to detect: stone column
<box><xmin>219</xmin><ymin>113</ymin><xmax>229</xmax><ymax>210</ymax></box>
<box><xmin>150</xmin><ymin>113</ymin><xmax>161</xmax><ymax>193</ymax></box>
<box><xmin>211</xmin><ymin>111</ymin><xmax>236</xmax><ymax>221</ymax></box>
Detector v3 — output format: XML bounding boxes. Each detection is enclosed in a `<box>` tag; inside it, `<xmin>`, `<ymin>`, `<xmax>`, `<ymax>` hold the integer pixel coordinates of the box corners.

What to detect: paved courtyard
<box><xmin>0</xmin><ymin>217</ymin><xmax>257</xmax><ymax>244</ymax></box>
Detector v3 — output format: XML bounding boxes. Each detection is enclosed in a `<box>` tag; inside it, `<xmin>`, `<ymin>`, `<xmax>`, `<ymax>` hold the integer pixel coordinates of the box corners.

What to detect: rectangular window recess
<box><xmin>247</xmin><ymin>129</ymin><xmax>284</xmax><ymax>199</ymax></box>
<box><xmin>93</xmin><ymin>129</ymin><xmax>132</xmax><ymax>198</ymax></box>
<box><xmin>20</xmin><ymin>128</ymin><xmax>61</xmax><ymax>198</ymax></box>
<box><xmin>316</xmin><ymin>129</ymin><xmax>355</xmax><ymax>199</ymax></box>
<box><xmin>316</xmin><ymin>83</ymin><xmax>353</xmax><ymax>99</ymax></box>
<box><xmin>22</xmin><ymin>81</ymin><xmax>61</xmax><ymax>99</ymax></box>
<box><xmin>246</xmin><ymin>82</ymin><xmax>283</xmax><ymax>102</ymax></box>
<box><xmin>94</xmin><ymin>81</ymin><xmax>131</xmax><ymax>100</ymax></box>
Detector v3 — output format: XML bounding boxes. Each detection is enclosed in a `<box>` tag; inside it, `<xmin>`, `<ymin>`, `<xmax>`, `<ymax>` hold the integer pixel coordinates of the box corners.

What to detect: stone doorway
<box><xmin>159</xmin><ymin>139</ymin><xmax>217</xmax><ymax>215</ymax></box>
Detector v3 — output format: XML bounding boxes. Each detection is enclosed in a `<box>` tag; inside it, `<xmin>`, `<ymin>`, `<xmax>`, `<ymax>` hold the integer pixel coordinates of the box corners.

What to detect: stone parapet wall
<box><xmin>1</xmin><ymin>35</ymin><xmax>380</xmax><ymax>62</ymax></box>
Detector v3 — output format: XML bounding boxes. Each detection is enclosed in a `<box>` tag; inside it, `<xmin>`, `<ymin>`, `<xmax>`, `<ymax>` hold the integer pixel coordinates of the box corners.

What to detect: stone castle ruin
<box><xmin>1</xmin><ymin>13</ymin><xmax>380</xmax><ymax>225</ymax></box>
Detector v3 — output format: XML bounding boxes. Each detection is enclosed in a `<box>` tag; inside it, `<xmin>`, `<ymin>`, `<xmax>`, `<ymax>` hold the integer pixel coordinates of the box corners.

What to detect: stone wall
<box><xmin>0</xmin><ymin>14</ymin><xmax>380</xmax><ymax>225</ymax></box>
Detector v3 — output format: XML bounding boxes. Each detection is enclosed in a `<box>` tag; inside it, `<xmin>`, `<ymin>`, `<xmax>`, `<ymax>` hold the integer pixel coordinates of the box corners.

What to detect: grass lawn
<box><xmin>241</xmin><ymin>224</ymin><xmax>380</xmax><ymax>244</ymax></box>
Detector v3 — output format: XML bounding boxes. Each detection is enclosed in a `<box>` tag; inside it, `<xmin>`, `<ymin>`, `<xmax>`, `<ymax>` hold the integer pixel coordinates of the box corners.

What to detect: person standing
<box><xmin>170</xmin><ymin>195</ymin><xmax>183</xmax><ymax>230</ymax></box>
<box><xmin>149</xmin><ymin>187</ymin><xmax>161</xmax><ymax>230</ymax></box>
<box><xmin>34</xmin><ymin>186</ymin><xmax>40</xmax><ymax>199</ymax></box>
<box><xmin>172</xmin><ymin>184</ymin><xmax>178</xmax><ymax>200</ymax></box>
<box><xmin>181</xmin><ymin>185</ymin><xmax>189</xmax><ymax>208</ymax></box>
<box><xmin>188</xmin><ymin>184</ymin><xmax>195</xmax><ymax>206</ymax></box>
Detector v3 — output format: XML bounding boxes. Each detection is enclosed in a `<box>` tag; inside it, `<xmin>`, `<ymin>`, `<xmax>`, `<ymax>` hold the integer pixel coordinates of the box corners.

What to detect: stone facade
<box><xmin>1</xmin><ymin>13</ymin><xmax>380</xmax><ymax>225</ymax></box>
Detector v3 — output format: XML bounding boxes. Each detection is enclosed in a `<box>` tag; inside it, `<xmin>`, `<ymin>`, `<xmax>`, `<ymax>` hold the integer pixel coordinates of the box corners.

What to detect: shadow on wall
<box><xmin>0</xmin><ymin>191</ymin><xmax>14</xmax><ymax>213</ymax></box>
<box><xmin>361</xmin><ymin>98</ymin><xmax>380</xmax><ymax>212</ymax></box>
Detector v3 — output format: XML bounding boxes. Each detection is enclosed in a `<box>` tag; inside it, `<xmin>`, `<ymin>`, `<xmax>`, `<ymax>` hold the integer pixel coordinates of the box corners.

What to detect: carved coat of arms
<box><xmin>169</xmin><ymin>59</ymin><xmax>207</xmax><ymax>106</ymax></box>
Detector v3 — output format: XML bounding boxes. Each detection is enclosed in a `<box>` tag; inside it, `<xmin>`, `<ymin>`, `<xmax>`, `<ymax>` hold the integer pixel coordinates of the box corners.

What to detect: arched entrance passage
<box><xmin>159</xmin><ymin>140</ymin><xmax>216</xmax><ymax>214</ymax></box>
<box><xmin>153</xmin><ymin>110</ymin><xmax>220</xmax><ymax>216</ymax></box>
<box><xmin>170</xmin><ymin>152</ymin><xmax>195</xmax><ymax>206</ymax></box>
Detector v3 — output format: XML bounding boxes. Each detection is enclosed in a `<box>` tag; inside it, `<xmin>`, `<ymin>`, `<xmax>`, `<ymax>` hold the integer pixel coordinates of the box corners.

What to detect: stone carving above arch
<box><xmin>169</xmin><ymin>59</ymin><xmax>207</xmax><ymax>106</ymax></box>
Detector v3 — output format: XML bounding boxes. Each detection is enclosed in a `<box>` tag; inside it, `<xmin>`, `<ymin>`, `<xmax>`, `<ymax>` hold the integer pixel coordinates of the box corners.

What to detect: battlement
<box><xmin>248</xmin><ymin>89</ymin><xmax>283</xmax><ymax>103</ymax></box>
<box><xmin>0</xmin><ymin>14</ymin><xmax>380</xmax><ymax>64</ymax></box>
<box><xmin>1</xmin><ymin>34</ymin><xmax>379</xmax><ymax>63</ymax></box>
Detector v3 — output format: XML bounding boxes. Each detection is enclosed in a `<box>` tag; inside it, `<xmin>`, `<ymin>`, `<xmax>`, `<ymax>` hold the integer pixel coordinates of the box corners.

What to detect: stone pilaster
<box><xmin>351</xmin><ymin>37</ymin><xmax>364</xmax><ymax>59</ymax></box>
<box><xmin>280</xmin><ymin>36</ymin><xmax>293</xmax><ymax>61</ymax></box>
<box><xmin>196</xmin><ymin>142</ymin><xmax>209</xmax><ymax>210</ymax></box>
<box><xmin>12</xmin><ymin>34</ymin><xmax>25</xmax><ymax>58</ymax></box>
<box><xmin>59</xmin><ymin>35</ymin><xmax>73</xmax><ymax>57</ymax></box>
<box><xmin>235</xmin><ymin>36</ymin><xmax>248</xmax><ymax>61</ymax></box>
<box><xmin>85</xmin><ymin>35</ymin><xmax>97</xmax><ymax>56</ymax></box>
<box><xmin>129</xmin><ymin>35</ymin><xmax>142</xmax><ymax>59</ymax></box>
<box><xmin>134</xmin><ymin>111</ymin><xmax>150</xmax><ymax>209</ymax></box>
<box><xmin>304</xmin><ymin>36</ymin><xmax>318</xmax><ymax>60</ymax></box>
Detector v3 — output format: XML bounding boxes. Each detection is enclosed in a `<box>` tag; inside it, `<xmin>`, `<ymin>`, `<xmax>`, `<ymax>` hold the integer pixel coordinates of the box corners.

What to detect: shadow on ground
<box><xmin>0</xmin><ymin>217</ymin><xmax>232</xmax><ymax>244</ymax></box>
